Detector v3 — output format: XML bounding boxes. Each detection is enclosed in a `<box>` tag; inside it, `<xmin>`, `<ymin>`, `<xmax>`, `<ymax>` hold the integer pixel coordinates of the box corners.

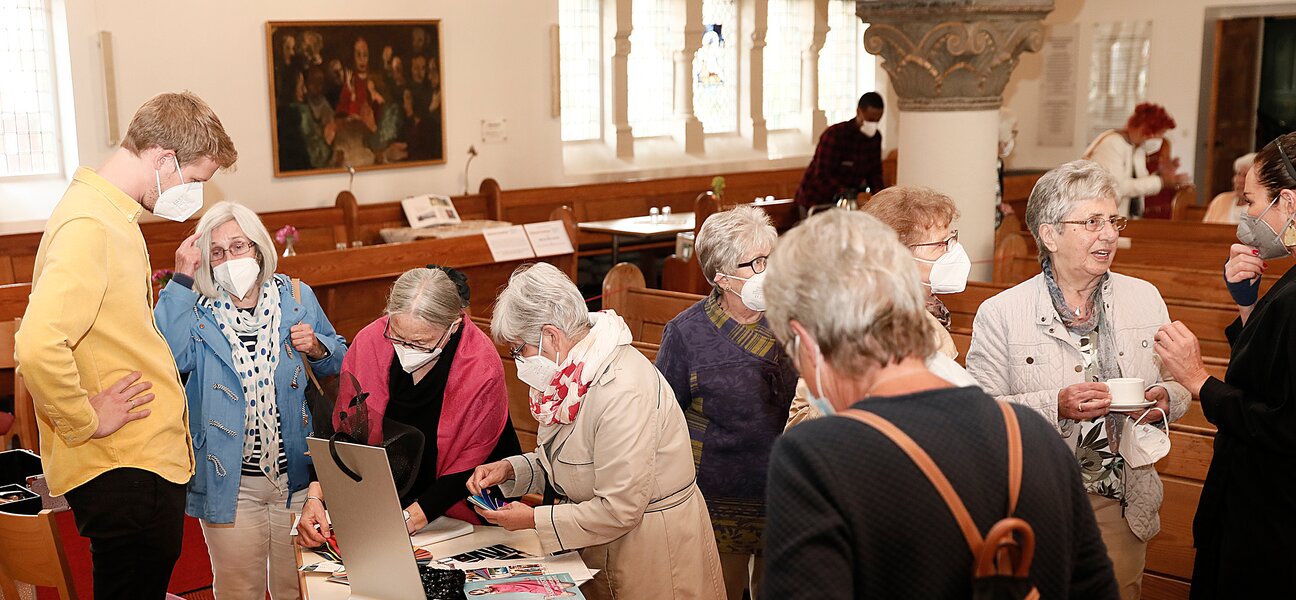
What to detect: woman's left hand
<box><xmin>290</xmin><ymin>323</ymin><xmax>325</xmax><ymax>359</ymax></box>
<box><xmin>1153</xmin><ymin>321</ymin><xmax>1210</xmax><ymax>397</ymax></box>
<box><xmin>475</xmin><ymin>502</ymin><xmax>535</xmax><ymax>532</ymax></box>
<box><xmin>404</xmin><ymin>502</ymin><xmax>428</xmax><ymax>535</ymax></box>
<box><xmin>1140</xmin><ymin>385</ymin><xmax>1170</xmax><ymax>424</ymax></box>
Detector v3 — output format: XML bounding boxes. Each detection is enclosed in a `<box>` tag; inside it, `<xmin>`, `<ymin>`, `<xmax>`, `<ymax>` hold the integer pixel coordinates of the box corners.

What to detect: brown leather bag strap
<box><xmin>292</xmin><ymin>278</ymin><xmax>324</xmax><ymax>395</ymax></box>
<box><xmin>998</xmin><ymin>401</ymin><xmax>1024</xmax><ymax>516</ymax></box>
<box><xmin>841</xmin><ymin>409</ymin><xmax>983</xmax><ymax>554</ymax></box>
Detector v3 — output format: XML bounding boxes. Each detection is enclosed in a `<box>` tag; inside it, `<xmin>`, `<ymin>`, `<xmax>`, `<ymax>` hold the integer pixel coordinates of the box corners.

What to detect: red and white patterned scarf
<box><xmin>529</xmin><ymin>310</ymin><xmax>632</xmax><ymax>426</ymax></box>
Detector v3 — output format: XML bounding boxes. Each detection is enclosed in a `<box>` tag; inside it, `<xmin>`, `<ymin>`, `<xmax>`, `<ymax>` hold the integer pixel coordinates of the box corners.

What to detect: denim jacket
<box><xmin>154</xmin><ymin>274</ymin><xmax>347</xmax><ymax>524</ymax></box>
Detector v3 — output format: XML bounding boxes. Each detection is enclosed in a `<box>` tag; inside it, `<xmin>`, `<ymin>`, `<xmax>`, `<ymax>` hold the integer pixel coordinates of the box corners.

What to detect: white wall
<box><xmin>2</xmin><ymin>0</ymin><xmax>565</xmax><ymax>232</ymax></box>
<box><xmin>1003</xmin><ymin>0</ymin><xmax>1296</xmax><ymax>179</ymax></box>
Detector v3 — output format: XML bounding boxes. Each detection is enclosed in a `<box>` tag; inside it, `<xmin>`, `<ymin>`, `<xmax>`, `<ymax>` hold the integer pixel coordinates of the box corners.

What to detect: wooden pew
<box><xmin>278</xmin><ymin>229</ymin><xmax>577</xmax><ymax>342</ymax></box>
<box><xmin>336</xmin><ymin>179</ymin><xmax>503</xmax><ymax>247</ymax></box>
<box><xmin>497</xmin><ymin>168</ymin><xmax>805</xmax><ymax>254</ymax></box>
<box><xmin>602</xmin><ymin>263</ymin><xmax>702</xmax><ymax>345</ymax></box>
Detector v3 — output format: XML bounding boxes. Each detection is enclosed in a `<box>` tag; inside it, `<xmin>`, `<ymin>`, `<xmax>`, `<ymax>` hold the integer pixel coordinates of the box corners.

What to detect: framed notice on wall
<box><xmin>266</xmin><ymin>20</ymin><xmax>447</xmax><ymax>177</ymax></box>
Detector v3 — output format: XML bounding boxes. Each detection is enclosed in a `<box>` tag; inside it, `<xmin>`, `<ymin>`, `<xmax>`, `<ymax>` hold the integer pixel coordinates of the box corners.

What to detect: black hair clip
<box><xmin>426</xmin><ymin>264</ymin><xmax>470</xmax><ymax>308</ymax></box>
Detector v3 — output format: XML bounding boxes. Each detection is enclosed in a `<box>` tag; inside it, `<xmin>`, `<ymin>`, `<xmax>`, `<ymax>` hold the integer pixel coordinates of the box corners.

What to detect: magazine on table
<box><xmin>461</xmin><ymin>573</ymin><xmax>585</xmax><ymax>599</ymax></box>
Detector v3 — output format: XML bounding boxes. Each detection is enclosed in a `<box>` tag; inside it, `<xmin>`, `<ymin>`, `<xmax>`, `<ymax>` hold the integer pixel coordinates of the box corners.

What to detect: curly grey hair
<box><xmin>764</xmin><ymin>210</ymin><xmax>936</xmax><ymax>373</ymax></box>
<box><xmin>1024</xmin><ymin>159</ymin><xmax>1118</xmax><ymax>262</ymax></box>
<box><xmin>490</xmin><ymin>262</ymin><xmax>591</xmax><ymax>346</ymax></box>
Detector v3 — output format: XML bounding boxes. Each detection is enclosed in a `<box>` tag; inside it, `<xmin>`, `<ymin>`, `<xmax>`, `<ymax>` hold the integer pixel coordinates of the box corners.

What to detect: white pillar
<box><xmin>740</xmin><ymin>0</ymin><xmax>768</xmax><ymax>150</ymax></box>
<box><xmin>674</xmin><ymin>0</ymin><xmax>706</xmax><ymax>154</ymax></box>
<box><xmin>804</xmin><ymin>0</ymin><xmax>829</xmax><ymax>140</ymax></box>
<box><xmin>897</xmin><ymin>110</ymin><xmax>1000</xmax><ymax>281</ymax></box>
<box><xmin>606</xmin><ymin>0</ymin><xmax>634</xmax><ymax>158</ymax></box>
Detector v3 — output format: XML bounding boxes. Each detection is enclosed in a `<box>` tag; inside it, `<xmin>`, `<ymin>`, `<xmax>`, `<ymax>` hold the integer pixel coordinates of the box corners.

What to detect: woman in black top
<box><xmin>759</xmin><ymin>210</ymin><xmax>1118</xmax><ymax>599</ymax></box>
<box><xmin>1154</xmin><ymin>132</ymin><xmax>1296</xmax><ymax>599</ymax></box>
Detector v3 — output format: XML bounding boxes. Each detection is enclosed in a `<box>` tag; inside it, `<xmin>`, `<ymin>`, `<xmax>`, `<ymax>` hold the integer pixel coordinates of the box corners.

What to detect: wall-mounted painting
<box><xmin>266</xmin><ymin>20</ymin><xmax>446</xmax><ymax>177</ymax></box>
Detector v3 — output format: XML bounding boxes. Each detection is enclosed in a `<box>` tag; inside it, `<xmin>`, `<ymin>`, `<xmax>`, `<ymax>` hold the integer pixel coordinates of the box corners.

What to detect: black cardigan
<box><xmin>761</xmin><ymin>387</ymin><xmax>1118</xmax><ymax>599</ymax></box>
<box><xmin>1190</xmin><ymin>266</ymin><xmax>1296</xmax><ymax>598</ymax></box>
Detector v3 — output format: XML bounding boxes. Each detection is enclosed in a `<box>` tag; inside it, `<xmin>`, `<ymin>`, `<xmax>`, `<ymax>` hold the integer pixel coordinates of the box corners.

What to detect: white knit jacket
<box><xmin>966</xmin><ymin>271</ymin><xmax>1190</xmax><ymax>542</ymax></box>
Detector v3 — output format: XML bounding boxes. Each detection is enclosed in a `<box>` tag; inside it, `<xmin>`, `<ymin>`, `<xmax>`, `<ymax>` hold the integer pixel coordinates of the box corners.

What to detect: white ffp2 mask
<box><xmin>515</xmin><ymin>334</ymin><xmax>560</xmax><ymax>391</ymax></box>
<box><xmin>153</xmin><ymin>156</ymin><xmax>204</xmax><ymax>222</ymax></box>
<box><xmin>394</xmin><ymin>344</ymin><xmax>440</xmax><ymax>372</ymax></box>
<box><xmin>914</xmin><ymin>242</ymin><xmax>971</xmax><ymax>294</ymax></box>
<box><xmin>1118</xmin><ymin>407</ymin><xmax>1171</xmax><ymax>468</ymax></box>
<box><xmin>859</xmin><ymin>120</ymin><xmax>879</xmax><ymax>138</ymax></box>
<box><xmin>720</xmin><ymin>271</ymin><xmax>766</xmax><ymax>312</ymax></box>
<box><xmin>213</xmin><ymin>257</ymin><xmax>260</xmax><ymax>299</ymax></box>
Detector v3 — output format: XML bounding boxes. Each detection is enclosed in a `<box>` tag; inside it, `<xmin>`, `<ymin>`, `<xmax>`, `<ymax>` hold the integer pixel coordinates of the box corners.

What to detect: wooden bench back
<box><xmin>601</xmin><ymin>263</ymin><xmax>704</xmax><ymax>345</ymax></box>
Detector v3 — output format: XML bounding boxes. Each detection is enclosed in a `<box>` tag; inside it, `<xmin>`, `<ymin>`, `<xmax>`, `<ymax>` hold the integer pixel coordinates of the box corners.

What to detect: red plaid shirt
<box><xmin>795</xmin><ymin>119</ymin><xmax>885</xmax><ymax>208</ymax></box>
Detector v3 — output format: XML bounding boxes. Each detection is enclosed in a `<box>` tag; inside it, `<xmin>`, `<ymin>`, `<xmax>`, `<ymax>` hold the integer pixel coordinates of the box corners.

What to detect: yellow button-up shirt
<box><xmin>15</xmin><ymin>167</ymin><xmax>194</xmax><ymax>496</ymax></box>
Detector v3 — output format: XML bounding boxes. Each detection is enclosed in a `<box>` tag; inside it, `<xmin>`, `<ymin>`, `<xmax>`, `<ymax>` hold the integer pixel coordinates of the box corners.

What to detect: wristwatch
<box><xmin>403</xmin><ymin>509</ymin><xmax>411</xmax><ymax>522</ymax></box>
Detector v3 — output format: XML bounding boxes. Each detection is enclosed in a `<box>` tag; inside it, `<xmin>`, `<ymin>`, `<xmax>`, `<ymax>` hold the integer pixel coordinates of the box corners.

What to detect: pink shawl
<box><xmin>334</xmin><ymin>314</ymin><xmax>508</xmax><ymax>523</ymax></box>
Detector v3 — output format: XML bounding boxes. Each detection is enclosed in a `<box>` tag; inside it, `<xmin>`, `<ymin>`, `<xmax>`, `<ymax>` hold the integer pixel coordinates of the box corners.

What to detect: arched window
<box><xmin>628</xmin><ymin>0</ymin><xmax>676</xmax><ymax>137</ymax></box>
<box><xmin>693</xmin><ymin>0</ymin><xmax>738</xmax><ymax>133</ymax></box>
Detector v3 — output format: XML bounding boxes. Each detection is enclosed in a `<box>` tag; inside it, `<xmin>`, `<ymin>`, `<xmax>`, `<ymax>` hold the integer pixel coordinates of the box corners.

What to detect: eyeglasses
<box><xmin>1057</xmin><ymin>216</ymin><xmax>1128</xmax><ymax>232</ymax></box>
<box><xmin>909</xmin><ymin>230</ymin><xmax>959</xmax><ymax>253</ymax></box>
<box><xmin>384</xmin><ymin>320</ymin><xmax>454</xmax><ymax>354</ymax></box>
<box><xmin>736</xmin><ymin>255</ymin><xmax>767</xmax><ymax>274</ymax></box>
<box><xmin>508</xmin><ymin>344</ymin><xmax>525</xmax><ymax>360</ymax></box>
<box><xmin>210</xmin><ymin>239</ymin><xmax>256</xmax><ymax>262</ymax></box>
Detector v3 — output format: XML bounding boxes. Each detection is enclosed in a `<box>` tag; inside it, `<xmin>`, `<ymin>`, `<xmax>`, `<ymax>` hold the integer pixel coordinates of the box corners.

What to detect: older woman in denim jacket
<box><xmin>155</xmin><ymin>202</ymin><xmax>346</xmax><ymax>600</ymax></box>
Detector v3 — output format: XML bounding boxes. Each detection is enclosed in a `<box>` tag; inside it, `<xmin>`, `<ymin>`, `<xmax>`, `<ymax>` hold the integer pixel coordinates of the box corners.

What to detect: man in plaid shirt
<box><xmin>795</xmin><ymin>92</ymin><xmax>887</xmax><ymax>214</ymax></box>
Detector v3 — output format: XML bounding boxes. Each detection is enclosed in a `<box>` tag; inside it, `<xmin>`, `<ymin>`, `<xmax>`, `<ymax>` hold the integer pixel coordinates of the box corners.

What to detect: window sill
<box><xmin>0</xmin><ymin>173</ymin><xmax>71</xmax><ymax>232</ymax></box>
<box><xmin>561</xmin><ymin>130</ymin><xmax>814</xmax><ymax>183</ymax></box>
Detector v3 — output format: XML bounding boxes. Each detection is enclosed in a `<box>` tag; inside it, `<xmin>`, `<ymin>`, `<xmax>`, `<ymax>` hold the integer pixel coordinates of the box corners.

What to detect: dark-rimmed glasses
<box><xmin>909</xmin><ymin>230</ymin><xmax>959</xmax><ymax>253</ymax></box>
<box><xmin>384</xmin><ymin>320</ymin><xmax>453</xmax><ymax>354</ymax></box>
<box><xmin>1057</xmin><ymin>216</ymin><xmax>1128</xmax><ymax>232</ymax></box>
<box><xmin>736</xmin><ymin>255</ymin><xmax>767</xmax><ymax>274</ymax></box>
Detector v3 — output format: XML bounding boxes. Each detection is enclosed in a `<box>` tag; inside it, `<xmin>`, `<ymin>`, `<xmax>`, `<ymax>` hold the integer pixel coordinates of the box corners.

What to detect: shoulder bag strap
<box><xmin>998</xmin><ymin>401</ymin><xmax>1024</xmax><ymax>516</ymax></box>
<box><xmin>840</xmin><ymin>409</ymin><xmax>983</xmax><ymax>554</ymax></box>
<box><xmin>292</xmin><ymin>278</ymin><xmax>325</xmax><ymax>396</ymax></box>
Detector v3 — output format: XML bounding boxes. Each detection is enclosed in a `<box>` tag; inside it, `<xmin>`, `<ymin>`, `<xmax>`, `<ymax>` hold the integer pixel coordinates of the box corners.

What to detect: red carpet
<box><xmin>36</xmin><ymin>511</ymin><xmax>213</xmax><ymax>599</ymax></box>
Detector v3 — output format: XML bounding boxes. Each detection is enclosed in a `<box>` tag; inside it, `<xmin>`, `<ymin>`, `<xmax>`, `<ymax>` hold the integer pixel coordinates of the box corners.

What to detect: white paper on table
<box><xmin>523</xmin><ymin>220</ymin><xmax>575</xmax><ymax>257</ymax></box>
<box><xmin>401</xmin><ymin>194</ymin><xmax>462</xmax><ymax>228</ymax></box>
<box><xmin>482</xmin><ymin>225</ymin><xmax>536</xmax><ymax>261</ymax></box>
<box><xmin>410</xmin><ymin>516</ymin><xmax>474</xmax><ymax>547</ymax></box>
<box><xmin>298</xmin><ymin>560</ymin><xmax>345</xmax><ymax>573</ymax></box>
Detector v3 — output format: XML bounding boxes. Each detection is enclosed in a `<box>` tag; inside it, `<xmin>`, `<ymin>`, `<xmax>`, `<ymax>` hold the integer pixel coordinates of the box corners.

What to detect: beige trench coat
<box><xmin>500</xmin><ymin>344</ymin><xmax>726</xmax><ymax>600</ymax></box>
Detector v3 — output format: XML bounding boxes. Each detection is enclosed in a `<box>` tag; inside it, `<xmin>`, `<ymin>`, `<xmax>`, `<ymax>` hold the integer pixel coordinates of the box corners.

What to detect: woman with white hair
<box><xmin>966</xmin><ymin>159</ymin><xmax>1190</xmax><ymax>599</ymax></box>
<box><xmin>468</xmin><ymin>262</ymin><xmax>726</xmax><ymax>600</ymax></box>
<box><xmin>654</xmin><ymin>205</ymin><xmax>797</xmax><ymax>600</ymax></box>
<box><xmin>761</xmin><ymin>210</ymin><xmax>1116</xmax><ymax>598</ymax></box>
<box><xmin>296</xmin><ymin>267</ymin><xmax>519</xmax><ymax>544</ymax></box>
<box><xmin>1203</xmin><ymin>152</ymin><xmax>1257</xmax><ymax>224</ymax></box>
<box><xmin>155</xmin><ymin>201</ymin><xmax>348</xmax><ymax>600</ymax></box>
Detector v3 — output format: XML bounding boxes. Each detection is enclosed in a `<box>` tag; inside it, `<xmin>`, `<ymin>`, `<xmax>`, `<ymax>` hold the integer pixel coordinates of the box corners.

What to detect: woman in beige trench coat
<box><xmin>469</xmin><ymin>262</ymin><xmax>727</xmax><ymax>600</ymax></box>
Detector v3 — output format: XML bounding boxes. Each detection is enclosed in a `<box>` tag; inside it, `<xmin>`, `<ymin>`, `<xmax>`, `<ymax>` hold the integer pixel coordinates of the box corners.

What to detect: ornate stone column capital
<box><xmin>858</xmin><ymin>1</ymin><xmax>1054</xmax><ymax>111</ymax></box>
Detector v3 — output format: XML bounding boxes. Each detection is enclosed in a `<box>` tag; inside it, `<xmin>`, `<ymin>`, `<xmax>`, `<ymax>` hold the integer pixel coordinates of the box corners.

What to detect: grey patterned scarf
<box><xmin>1041</xmin><ymin>257</ymin><xmax>1122</xmax><ymax>382</ymax></box>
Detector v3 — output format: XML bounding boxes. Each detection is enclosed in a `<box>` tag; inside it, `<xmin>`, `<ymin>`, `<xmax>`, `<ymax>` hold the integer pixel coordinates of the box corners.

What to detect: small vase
<box><xmin>282</xmin><ymin>239</ymin><xmax>297</xmax><ymax>257</ymax></box>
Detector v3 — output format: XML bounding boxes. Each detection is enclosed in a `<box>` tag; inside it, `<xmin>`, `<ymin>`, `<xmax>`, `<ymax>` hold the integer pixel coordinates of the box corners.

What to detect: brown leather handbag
<box><xmin>841</xmin><ymin>402</ymin><xmax>1040</xmax><ymax>600</ymax></box>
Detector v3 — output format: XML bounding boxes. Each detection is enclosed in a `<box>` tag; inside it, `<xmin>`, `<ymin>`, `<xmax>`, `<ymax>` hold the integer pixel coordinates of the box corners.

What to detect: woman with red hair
<box><xmin>1083</xmin><ymin>102</ymin><xmax>1190</xmax><ymax>218</ymax></box>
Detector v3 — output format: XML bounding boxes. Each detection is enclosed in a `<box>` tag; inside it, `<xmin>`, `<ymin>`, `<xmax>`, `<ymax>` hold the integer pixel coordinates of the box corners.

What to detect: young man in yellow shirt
<box><xmin>15</xmin><ymin>92</ymin><xmax>237</xmax><ymax>600</ymax></box>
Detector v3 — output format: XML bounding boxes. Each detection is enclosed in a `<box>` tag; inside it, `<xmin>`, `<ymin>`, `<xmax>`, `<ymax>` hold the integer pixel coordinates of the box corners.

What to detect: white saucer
<box><xmin>1108</xmin><ymin>400</ymin><xmax>1156</xmax><ymax>412</ymax></box>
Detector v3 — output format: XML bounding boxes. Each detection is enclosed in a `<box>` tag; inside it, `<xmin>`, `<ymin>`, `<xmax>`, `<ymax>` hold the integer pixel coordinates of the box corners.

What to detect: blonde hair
<box><xmin>764</xmin><ymin>211</ymin><xmax>936</xmax><ymax>374</ymax></box>
<box><xmin>122</xmin><ymin>91</ymin><xmax>238</xmax><ymax>169</ymax></box>
<box><xmin>864</xmin><ymin>186</ymin><xmax>959</xmax><ymax>246</ymax></box>
<box><xmin>193</xmin><ymin>202</ymin><xmax>277</xmax><ymax>299</ymax></box>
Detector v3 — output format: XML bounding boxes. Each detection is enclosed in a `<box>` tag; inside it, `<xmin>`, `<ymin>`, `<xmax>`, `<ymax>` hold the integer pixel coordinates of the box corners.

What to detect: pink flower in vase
<box><xmin>275</xmin><ymin>225</ymin><xmax>299</xmax><ymax>245</ymax></box>
<box><xmin>152</xmin><ymin>269</ymin><xmax>174</xmax><ymax>287</ymax></box>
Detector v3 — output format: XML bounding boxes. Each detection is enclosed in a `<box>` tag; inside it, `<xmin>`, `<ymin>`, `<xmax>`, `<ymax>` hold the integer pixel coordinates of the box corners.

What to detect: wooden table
<box><xmin>296</xmin><ymin>526</ymin><xmax>548</xmax><ymax>599</ymax></box>
<box><xmin>577</xmin><ymin>212</ymin><xmax>695</xmax><ymax>263</ymax></box>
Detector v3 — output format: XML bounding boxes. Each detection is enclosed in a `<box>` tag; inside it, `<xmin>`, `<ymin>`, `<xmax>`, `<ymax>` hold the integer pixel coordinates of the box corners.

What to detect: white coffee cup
<box><xmin>1107</xmin><ymin>377</ymin><xmax>1146</xmax><ymax>405</ymax></box>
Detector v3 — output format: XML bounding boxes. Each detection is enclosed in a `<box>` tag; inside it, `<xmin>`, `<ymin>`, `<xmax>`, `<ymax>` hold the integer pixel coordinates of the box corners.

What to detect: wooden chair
<box><xmin>0</xmin><ymin>509</ymin><xmax>77</xmax><ymax>600</ymax></box>
<box><xmin>0</xmin><ymin>319</ymin><xmax>36</xmax><ymax>453</ymax></box>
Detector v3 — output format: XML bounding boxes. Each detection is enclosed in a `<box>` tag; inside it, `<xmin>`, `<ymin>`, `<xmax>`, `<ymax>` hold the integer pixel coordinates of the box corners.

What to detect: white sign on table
<box><xmin>524</xmin><ymin>220</ymin><xmax>575</xmax><ymax>257</ymax></box>
<box><xmin>482</xmin><ymin>225</ymin><xmax>537</xmax><ymax>262</ymax></box>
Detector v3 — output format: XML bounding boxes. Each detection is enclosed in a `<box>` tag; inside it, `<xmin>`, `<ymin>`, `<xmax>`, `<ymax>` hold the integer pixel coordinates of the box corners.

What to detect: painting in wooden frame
<box><xmin>266</xmin><ymin>20</ymin><xmax>446</xmax><ymax>177</ymax></box>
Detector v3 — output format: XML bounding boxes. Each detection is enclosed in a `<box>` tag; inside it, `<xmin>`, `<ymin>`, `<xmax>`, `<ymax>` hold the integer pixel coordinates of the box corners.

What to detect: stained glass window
<box><xmin>764</xmin><ymin>0</ymin><xmax>805</xmax><ymax>131</ymax></box>
<box><xmin>1</xmin><ymin>0</ymin><xmax>61</xmax><ymax>177</ymax></box>
<box><xmin>559</xmin><ymin>0</ymin><xmax>602</xmax><ymax>142</ymax></box>
<box><xmin>819</xmin><ymin>0</ymin><xmax>876</xmax><ymax>125</ymax></box>
<box><xmin>628</xmin><ymin>0</ymin><xmax>676</xmax><ymax>138</ymax></box>
<box><xmin>693</xmin><ymin>0</ymin><xmax>738</xmax><ymax>133</ymax></box>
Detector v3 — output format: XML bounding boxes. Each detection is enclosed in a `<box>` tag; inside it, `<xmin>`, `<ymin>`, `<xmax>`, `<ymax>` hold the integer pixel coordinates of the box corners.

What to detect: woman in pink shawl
<box><xmin>297</xmin><ymin>267</ymin><xmax>519</xmax><ymax>545</ymax></box>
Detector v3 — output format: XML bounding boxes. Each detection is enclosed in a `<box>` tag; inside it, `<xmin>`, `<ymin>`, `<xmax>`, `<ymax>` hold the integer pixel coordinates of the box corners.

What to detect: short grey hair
<box><xmin>491</xmin><ymin>262</ymin><xmax>591</xmax><ymax>346</ymax></box>
<box><xmin>386</xmin><ymin>268</ymin><xmax>462</xmax><ymax>328</ymax></box>
<box><xmin>193</xmin><ymin>202</ymin><xmax>278</xmax><ymax>299</ymax></box>
<box><xmin>764</xmin><ymin>210</ymin><xmax>936</xmax><ymax>374</ymax></box>
<box><xmin>1025</xmin><ymin>160</ymin><xmax>1118</xmax><ymax>262</ymax></box>
<box><xmin>696</xmin><ymin>205</ymin><xmax>777</xmax><ymax>292</ymax></box>
<box><xmin>1235</xmin><ymin>152</ymin><xmax>1257</xmax><ymax>173</ymax></box>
